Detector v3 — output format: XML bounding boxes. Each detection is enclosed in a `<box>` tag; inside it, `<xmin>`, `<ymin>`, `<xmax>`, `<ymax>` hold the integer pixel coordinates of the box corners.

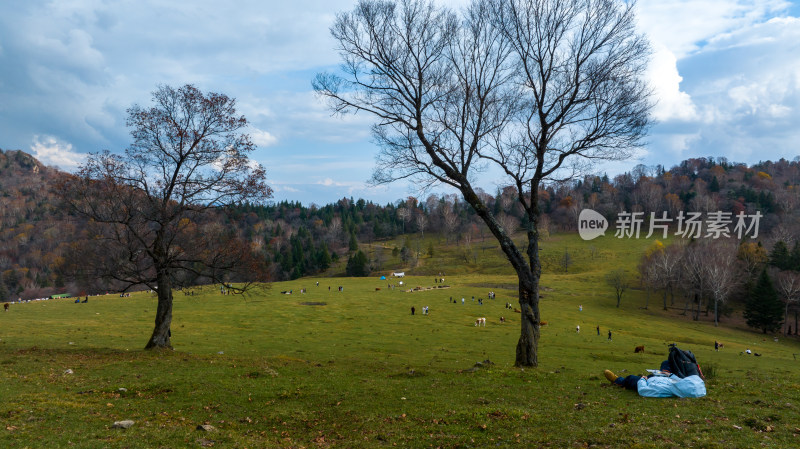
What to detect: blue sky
<box><xmin>1</xmin><ymin>0</ymin><xmax>798</xmax><ymax>206</ymax></box>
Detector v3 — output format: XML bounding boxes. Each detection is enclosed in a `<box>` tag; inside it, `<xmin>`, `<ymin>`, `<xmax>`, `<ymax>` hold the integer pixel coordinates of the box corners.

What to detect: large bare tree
<box><xmin>315</xmin><ymin>0</ymin><xmax>652</xmax><ymax>366</ymax></box>
<box><xmin>59</xmin><ymin>84</ymin><xmax>272</xmax><ymax>350</ymax></box>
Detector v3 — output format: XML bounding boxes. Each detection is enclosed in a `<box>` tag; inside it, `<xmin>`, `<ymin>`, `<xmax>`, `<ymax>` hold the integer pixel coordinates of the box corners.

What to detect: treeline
<box><xmin>2</xmin><ymin>148</ymin><xmax>800</xmax><ymax>302</ymax></box>
<box><xmin>635</xmin><ymin>236</ymin><xmax>800</xmax><ymax>336</ymax></box>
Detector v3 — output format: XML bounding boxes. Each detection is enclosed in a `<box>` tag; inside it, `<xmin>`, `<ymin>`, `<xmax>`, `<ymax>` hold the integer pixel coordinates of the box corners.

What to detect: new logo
<box><xmin>578</xmin><ymin>209</ymin><xmax>608</xmax><ymax>241</ymax></box>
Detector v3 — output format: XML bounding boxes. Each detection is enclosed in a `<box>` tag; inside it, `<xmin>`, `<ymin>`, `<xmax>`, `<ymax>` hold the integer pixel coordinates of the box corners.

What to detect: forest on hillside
<box><xmin>1</xmin><ymin>148</ymin><xmax>799</xmax><ymax>311</ymax></box>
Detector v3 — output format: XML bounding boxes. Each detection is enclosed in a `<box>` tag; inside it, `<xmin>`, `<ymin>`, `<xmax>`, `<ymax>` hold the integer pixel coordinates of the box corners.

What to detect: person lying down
<box><xmin>603</xmin><ymin>345</ymin><xmax>706</xmax><ymax>398</ymax></box>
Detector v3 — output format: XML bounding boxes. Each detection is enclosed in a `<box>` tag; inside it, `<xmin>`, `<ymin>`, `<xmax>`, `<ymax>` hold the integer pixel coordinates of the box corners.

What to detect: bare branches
<box><xmin>58</xmin><ymin>84</ymin><xmax>272</xmax><ymax>349</ymax></box>
<box><xmin>317</xmin><ymin>0</ymin><xmax>652</xmax><ymax>367</ymax></box>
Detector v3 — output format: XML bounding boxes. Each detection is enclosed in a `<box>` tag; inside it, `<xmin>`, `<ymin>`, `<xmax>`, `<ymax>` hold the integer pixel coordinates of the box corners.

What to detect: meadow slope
<box><xmin>1</xmin><ymin>233</ymin><xmax>799</xmax><ymax>448</ymax></box>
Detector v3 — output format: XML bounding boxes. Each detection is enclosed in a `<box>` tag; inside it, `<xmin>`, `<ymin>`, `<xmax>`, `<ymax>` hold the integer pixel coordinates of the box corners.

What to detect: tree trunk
<box><xmin>515</xmin><ymin>277</ymin><xmax>540</xmax><ymax>367</ymax></box>
<box><xmin>145</xmin><ymin>272</ymin><xmax>173</xmax><ymax>350</ymax></box>
<box><xmin>662</xmin><ymin>289</ymin><xmax>668</xmax><ymax>311</ymax></box>
<box><xmin>714</xmin><ymin>298</ymin><xmax>719</xmax><ymax>327</ymax></box>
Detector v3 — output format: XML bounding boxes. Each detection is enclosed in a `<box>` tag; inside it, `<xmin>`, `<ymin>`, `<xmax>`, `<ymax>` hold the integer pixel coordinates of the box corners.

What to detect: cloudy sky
<box><xmin>1</xmin><ymin>0</ymin><xmax>798</xmax><ymax>206</ymax></box>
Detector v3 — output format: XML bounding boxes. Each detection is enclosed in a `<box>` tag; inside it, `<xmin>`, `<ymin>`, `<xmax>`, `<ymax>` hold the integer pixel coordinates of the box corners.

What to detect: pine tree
<box><xmin>709</xmin><ymin>176</ymin><xmax>720</xmax><ymax>192</ymax></box>
<box><xmin>346</xmin><ymin>250</ymin><xmax>370</xmax><ymax>277</ymax></box>
<box><xmin>0</xmin><ymin>273</ymin><xmax>8</xmax><ymax>302</ymax></box>
<box><xmin>770</xmin><ymin>241</ymin><xmax>790</xmax><ymax>270</ymax></box>
<box><xmin>790</xmin><ymin>241</ymin><xmax>800</xmax><ymax>271</ymax></box>
<box><xmin>744</xmin><ymin>269</ymin><xmax>784</xmax><ymax>334</ymax></box>
<box><xmin>348</xmin><ymin>232</ymin><xmax>359</xmax><ymax>252</ymax></box>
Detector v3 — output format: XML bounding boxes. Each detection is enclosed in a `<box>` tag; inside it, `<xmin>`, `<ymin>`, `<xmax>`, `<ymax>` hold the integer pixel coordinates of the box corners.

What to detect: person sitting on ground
<box><xmin>603</xmin><ymin>345</ymin><xmax>706</xmax><ymax>398</ymax></box>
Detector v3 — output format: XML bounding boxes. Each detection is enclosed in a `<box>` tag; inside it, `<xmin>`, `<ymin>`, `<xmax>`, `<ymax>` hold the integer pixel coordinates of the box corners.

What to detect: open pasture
<box><xmin>2</xmin><ymin>234</ymin><xmax>800</xmax><ymax>447</ymax></box>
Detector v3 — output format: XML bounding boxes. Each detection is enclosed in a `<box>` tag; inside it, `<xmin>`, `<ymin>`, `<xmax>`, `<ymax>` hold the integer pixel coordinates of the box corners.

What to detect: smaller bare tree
<box><xmin>606</xmin><ymin>269</ymin><xmax>629</xmax><ymax>308</ymax></box>
<box><xmin>704</xmin><ymin>241</ymin><xmax>741</xmax><ymax>326</ymax></box>
<box><xmin>415</xmin><ymin>213</ymin><xmax>428</xmax><ymax>238</ymax></box>
<box><xmin>777</xmin><ymin>270</ymin><xmax>800</xmax><ymax>335</ymax></box>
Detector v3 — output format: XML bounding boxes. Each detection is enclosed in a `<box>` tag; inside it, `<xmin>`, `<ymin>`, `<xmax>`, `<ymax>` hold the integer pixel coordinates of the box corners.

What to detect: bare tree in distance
<box><xmin>776</xmin><ymin>270</ymin><xmax>800</xmax><ymax>335</ymax></box>
<box><xmin>415</xmin><ymin>213</ymin><xmax>428</xmax><ymax>238</ymax></box>
<box><xmin>397</xmin><ymin>208</ymin><xmax>411</xmax><ymax>234</ymax></box>
<box><xmin>314</xmin><ymin>0</ymin><xmax>652</xmax><ymax>367</ymax></box>
<box><xmin>441</xmin><ymin>203</ymin><xmax>459</xmax><ymax>243</ymax></box>
<box><xmin>606</xmin><ymin>268</ymin><xmax>628</xmax><ymax>308</ymax></box>
<box><xmin>58</xmin><ymin>84</ymin><xmax>272</xmax><ymax>350</ymax></box>
<box><xmin>704</xmin><ymin>241</ymin><xmax>741</xmax><ymax>327</ymax></box>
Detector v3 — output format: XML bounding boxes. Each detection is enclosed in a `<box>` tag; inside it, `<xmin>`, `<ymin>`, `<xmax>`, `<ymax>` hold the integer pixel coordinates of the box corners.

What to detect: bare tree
<box><xmin>441</xmin><ymin>203</ymin><xmax>460</xmax><ymax>243</ymax></box>
<box><xmin>415</xmin><ymin>213</ymin><xmax>428</xmax><ymax>238</ymax></box>
<box><xmin>560</xmin><ymin>247</ymin><xmax>572</xmax><ymax>274</ymax></box>
<box><xmin>704</xmin><ymin>241</ymin><xmax>741</xmax><ymax>326</ymax></box>
<box><xmin>680</xmin><ymin>243</ymin><xmax>707</xmax><ymax>321</ymax></box>
<box><xmin>397</xmin><ymin>208</ymin><xmax>411</xmax><ymax>234</ymax></box>
<box><xmin>777</xmin><ymin>270</ymin><xmax>800</xmax><ymax>335</ymax></box>
<box><xmin>58</xmin><ymin>84</ymin><xmax>271</xmax><ymax>350</ymax></box>
<box><xmin>315</xmin><ymin>0</ymin><xmax>652</xmax><ymax>367</ymax></box>
<box><xmin>496</xmin><ymin>213</ymin><xmax>518</xmax><ymax>237</ymax></box>
<box><xmin>651</xmin><ymin>242</ymin><xmax>684</xmax><ymax>310</ymax></box>
<box><xmin>606</xmin><ymin>268</ymin><xmax>628</xmax><ymax>308</ymax></box>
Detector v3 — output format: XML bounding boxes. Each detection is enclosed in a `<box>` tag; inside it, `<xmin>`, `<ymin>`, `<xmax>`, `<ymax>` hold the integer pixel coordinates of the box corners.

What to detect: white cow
<box><xmin>475</xmin><ymin>317</ymin><xmax>486</xmax><ymax>327</ymax></box>
<box><xmin>392</xmin><ymin>272</ymin><xmax>405</xmax><ymax>277</ymax></box>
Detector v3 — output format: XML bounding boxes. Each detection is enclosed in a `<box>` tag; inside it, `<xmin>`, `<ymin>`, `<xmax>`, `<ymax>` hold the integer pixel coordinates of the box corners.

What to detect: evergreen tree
<box><xmin>316</xmin><ymin>243</ymin><xmax>332</xmax><ymax>270</ymax></box>
<box><xmin>709</xmin><ymin>176</ymin><xmax>720</xmax><ymax>192</ymax></box>
<box><xmin>0</xmin><ymin>273</ymin><xmax>8</xmax><ymax>302</ymax></box>
<box><xmin>345</xmin><ymin>250</ymin><xmax>370</xmax><ymax>277</ymax></box>
<box><xmin>348</xmin><ymin>232</ymin><xmax>359</xmax><ymax>252</ymax></box>
<box><xmin>744</xmin><ymin>269</ymin><xmax>784</xmax><ymax>334</ymax></box>
<box><xmin>790</xmin><ymin>241</ymin><xmax>800</xmax><ymax>271</ymax></box>
<box><xmin>770</xmin><ymin>241</ymin><xmax>790</xmax><ymax>270</ymax></box>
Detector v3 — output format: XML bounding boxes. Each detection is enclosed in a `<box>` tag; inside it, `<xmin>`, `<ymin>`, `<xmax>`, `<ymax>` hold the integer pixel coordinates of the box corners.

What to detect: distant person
<box><xmin>608</xmin><ymin>330</ymin><xmax>612</xmax><ymax>341</ymax></box>
<box><xmin>576</xmin><ymin>325</ymin><xmax>580</xmax><ymax>333</ymax></box>
<box><xmin>411</xmin><ymin>306</ymin><xmax>415</xmax><ymax>315</ymax></box>
<box><xmin>579</xmin><ymin>305</ymin><xmax>583</xmax><ymax>311</ymax></box>
<box><xmin>596</xmin><ymin>325</ymin><xmax>600</xmax><ymax>336</ymax></box>
<box><xmin>714</xmin><ymin>341</ymin><xmax>719</xmax><ymax>351</ymax></box>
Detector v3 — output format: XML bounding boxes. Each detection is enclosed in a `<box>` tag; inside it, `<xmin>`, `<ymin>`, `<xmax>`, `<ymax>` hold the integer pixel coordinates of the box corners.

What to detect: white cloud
<box><xmin>29</xmin><ymin>135</ymin><xmax>86</xmax><ymax>170</ymax></box>
<box><xmin>317</xmin><ymin>178</ymin><xmax>360</xmax><ymax>188</ymax></box>
<box><xmin>648</xmin><ymin>44</ymin><xmax>699</xmax><ymax>122</ymax></box>
<box><xmin>637</xmin><ymin>0</ymin><xmax>790</xmax><ymax>58</ymax></box>
<box><xmin>251</xmin><ymin>128</ymin><xmax>278</xmax><ymax>147</ymax></box>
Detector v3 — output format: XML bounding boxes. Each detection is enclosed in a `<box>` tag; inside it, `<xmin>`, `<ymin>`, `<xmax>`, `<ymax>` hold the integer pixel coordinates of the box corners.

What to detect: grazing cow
<box><xmin>375</xmin><ymin>288</ymin><xmax>381</xmax><ymax>291</ymax></box>
<box><xmin>513</xmin><ymin>308</ymin><xmax>521</xmax><ymax>313</ymax></box>
<box><xmin>754</xmin><ymin>353</ymin><xmax>762</xmax><ymax>357</ymax></box>
<box><xmin>474</xmin><ymin>317</ymin><xmax>486</xmax><ymax>327</ymax></box>
<box><xmin>539</xmin><ymin>321</ymin><xmax>548</xmax><ymax>326</ymax></box>
<box><xmin>634</xmin><ymin>345</ymin><xmax>645</xmax><ymax>353</ymax></box>
<box><xmin>3</xmin><ymin>303</ymin><xmax>8</xmax><ymax>311</ymax></box>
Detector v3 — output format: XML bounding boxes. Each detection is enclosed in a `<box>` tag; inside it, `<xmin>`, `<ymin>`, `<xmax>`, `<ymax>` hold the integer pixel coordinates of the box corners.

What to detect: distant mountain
<box><xmin>1</xmin><ymin>148</ymin><xmax>798</xmax><ymax>302</ymax></box>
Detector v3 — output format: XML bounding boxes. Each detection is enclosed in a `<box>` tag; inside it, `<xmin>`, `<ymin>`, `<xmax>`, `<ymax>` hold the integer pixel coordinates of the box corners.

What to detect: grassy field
<box><xmin>1</xmin><ymin>233</ymin><xmax>800</xmax><ymax>448</ymax></box>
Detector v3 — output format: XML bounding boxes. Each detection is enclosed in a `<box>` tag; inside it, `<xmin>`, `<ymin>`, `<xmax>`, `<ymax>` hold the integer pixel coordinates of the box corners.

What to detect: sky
<box><xmin>1</xmin><ymin>0</ymin><xmax>799</xmax><ymax>207</ymax></box>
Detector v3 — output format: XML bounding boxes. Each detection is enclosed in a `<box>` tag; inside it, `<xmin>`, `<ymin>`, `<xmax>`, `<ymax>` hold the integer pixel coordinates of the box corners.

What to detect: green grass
<box><xmin>2</xmin><ymin>233</ymin><xmax>800</xmax><ymax>448</ymax></box>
